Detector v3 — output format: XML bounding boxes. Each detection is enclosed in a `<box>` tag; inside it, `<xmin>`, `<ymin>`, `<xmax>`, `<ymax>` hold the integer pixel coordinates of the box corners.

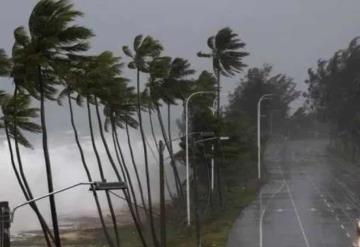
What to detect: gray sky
<box><xmin>0</xmin><ymin>0</ymin><xmax>359</xmax><ymax>128</ymax></box>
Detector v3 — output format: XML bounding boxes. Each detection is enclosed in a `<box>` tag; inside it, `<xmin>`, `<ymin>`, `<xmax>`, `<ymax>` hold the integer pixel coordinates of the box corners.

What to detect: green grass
<box><xmin>14</xmin><ymin>160</ymin><xmax>258</xmax><ymax>247</ymax></box>
<box><xmin>109</xmin><ymin>181</ymin><xmax>258</xmax><ymax>247</ymax></box>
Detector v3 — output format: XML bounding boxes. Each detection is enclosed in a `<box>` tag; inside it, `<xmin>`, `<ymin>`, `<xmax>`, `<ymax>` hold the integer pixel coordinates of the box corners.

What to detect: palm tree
<box><xmin>101</xmin><ymin>82</ymin><xmax>147</xmax><ymax>221</ymax></box>
<box><xmin>147</xmin><ymin>57</ymin><xmax>194</xmax><ymax>199</ymax></box>
<box><xmin>123</xmin><ymin>35</ymin><xmax>162</xmax><ymax>247</ymax></box>
<box><xmin>77</xmin><ymin>52</ymin><xmax>148</xmax><ymax>247</ymax></box>
<box><xmin>64</xmin><ymin>54</ymin><xmax>124</xmax><ymax>247</ymax></box>
<box><xmin>57</xmin><ymin>61</ymin><xmax>117</xmax><ymax>247</ymax></box>
<box><xmin>197</xmin><ymin>27</ymin><xmax>248</xmax><ymax>116</ymax></box>
<box><xmin>142</xmin><ymin>88</ymin><xmax>159</xmax><ymax>153</ymax></box>
<box><xmin>1</xmin><ymin>92</ymin><xmax>55</xmax><ymax>246</ymax></box>
<box><xmin>10</xmin><ymin>29</ymin><xmax>57</xmax><ymax>246</ymax></box>
<box><xmin>17</xmin><ymin>1</ymin><xmax>93</xmax><ymax>245</ymax></box>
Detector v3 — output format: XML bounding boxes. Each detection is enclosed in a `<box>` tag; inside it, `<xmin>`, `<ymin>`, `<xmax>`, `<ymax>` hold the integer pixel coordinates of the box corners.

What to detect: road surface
<box><xmin>227</xmin><ymin>139</ymin><xmax>360</xmax><ymax>247</ymax></box>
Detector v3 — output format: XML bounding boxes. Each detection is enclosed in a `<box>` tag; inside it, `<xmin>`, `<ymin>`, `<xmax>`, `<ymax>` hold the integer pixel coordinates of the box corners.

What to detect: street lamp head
<box><xmin>199</xmin><ymin>131</ymin><xmax>215</xmax><ymax>138</ymax></box>
<box><xmin>263</xmin><ymin>93</ymin><xmax>273</xmax><ymax>99</ymax></box>
<box><xmin>219</xmin><ymin>136</ymin><xmax>230</xmax><ymax>141</ymax></box>
<box><xmin>90</xmin><ymin>181</ymin><xmax>127</xmax><ymax>191</ymax></box>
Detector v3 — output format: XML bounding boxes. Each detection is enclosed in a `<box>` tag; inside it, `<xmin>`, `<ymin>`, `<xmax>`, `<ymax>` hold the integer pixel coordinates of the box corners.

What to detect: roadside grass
<box><xmin>13</xmin><ymin>159</ymin><xmax>259</xmax><ymax>247</ymax></box>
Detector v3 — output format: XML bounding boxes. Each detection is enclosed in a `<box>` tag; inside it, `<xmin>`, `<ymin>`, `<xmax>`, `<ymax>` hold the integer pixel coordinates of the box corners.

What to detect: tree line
<box><xmin>305</xmin><ymin>37</ymin><xmax>360</xmax><ymax>159</ymax></box>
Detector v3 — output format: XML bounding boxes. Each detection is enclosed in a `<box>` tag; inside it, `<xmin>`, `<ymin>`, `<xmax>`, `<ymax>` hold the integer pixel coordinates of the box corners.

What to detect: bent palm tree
<box><xmin>57</xmin><ymin>62</ymin><xmax>117</xmax><ymax>247</ymax></box>
<box><xmin>18</xmin><ymin>1</ymin><xmax>93</xmax><ymax>245</ymax></box>
<box><xmin>198</xmin><ymin>27</ymin><xmax>248</xmax><ymax>116</ymax></box>
<box><xmin>147</xmin><ymin>57</ymin><xmax>194</xmax><ymax>199</ymax></box>
<box><xmin>1</xmin><ymin>93</ymin><xmax>55</xmax><ymax>246</ymax></box>
<box><xmin>123</xmin><ymin>35</ymin><xmax>162</xmax><ymax>247</ymax></box>
<box><xmin>77</xmin><ymin>52</ymin><xmax>148</xmax><ymax>246</ymax></box>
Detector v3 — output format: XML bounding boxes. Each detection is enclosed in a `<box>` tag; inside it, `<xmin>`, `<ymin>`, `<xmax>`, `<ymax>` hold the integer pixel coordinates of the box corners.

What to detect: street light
<box><xmin>195</xmin><ymin>136</ymin><xmax>229</xmax><ymax>193</ymax></box>
<box><xmin>10</xmin><ymin>181</ymin><xmax>126</xmax><ymax>223</ymax></box>
<box><xmin>257</xmin><ymin>94</ymin><xmax>273</xmax><ymax>180</ymax></box>
<box><xmin>185</xmin><ymin>90</ymin><xmax>215</xmax><ymax>226</ymax></box>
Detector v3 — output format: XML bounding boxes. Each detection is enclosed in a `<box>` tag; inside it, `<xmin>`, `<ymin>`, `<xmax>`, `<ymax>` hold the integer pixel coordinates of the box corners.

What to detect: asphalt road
<box><xmin>227</xmin><ymin>139</ymin><xmax>360</xmax><ymax>247</ymax></box>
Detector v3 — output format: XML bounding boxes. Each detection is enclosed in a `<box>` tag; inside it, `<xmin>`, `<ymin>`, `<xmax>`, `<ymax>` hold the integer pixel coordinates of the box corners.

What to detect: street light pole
<box><xmin>10</xmin><ymin>181</ymin><xmax>126</xmax><ymax>223</ymax></box>
<box><xmin>185</xmin><ymin>90</ymin><xmax>215</xmax><ymax>226</ymax></box>
<box><xmin>210</xmin><ymin>99</ymin><xmax>217</xmax><ymax>192</ymax></box>
<box><xmin>257</xmin><ymin>94</ymin><xmax>273</xmax><ymax>180</ymax></box>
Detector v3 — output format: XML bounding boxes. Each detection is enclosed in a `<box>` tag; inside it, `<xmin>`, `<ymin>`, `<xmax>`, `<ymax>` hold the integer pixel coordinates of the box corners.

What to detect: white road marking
<box><xmin>278</xmin><ymin>166</ymin><xmax>310</xmax><ymax>247</ymax></box>
<box><xmin>259</xmin><ymin>182</ymin><xmax>285</xmax><ymax>247</ymax></box>
<box><xmin>284</xmin><ymin>180</ymin><xmax>311</xmax><ymax>247</ymax></box>
<box><xmin>308</xmin><ymin>176</ymin><xmax>356</xmax><ymax>241</ymax></box>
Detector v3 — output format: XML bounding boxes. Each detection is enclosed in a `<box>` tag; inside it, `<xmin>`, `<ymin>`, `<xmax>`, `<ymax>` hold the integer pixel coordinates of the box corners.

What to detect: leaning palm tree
<box><xmin>123</xmin><ymin>35</ymin><xmax>162</xmax><ymax>247</ymax></box>
<box><xmin>1</xmin><ymin>93</ymin><xmax>55</xmax><ymax>246</ymax></box>
<box><xmin>77</xmin><ymin>52</ymin><xmax>148</xmax><ymax>247</ymax></box>
<box><xmin>57</xmin><ymin>61</ymin><xmax>117</xmax><ymax>247</ymax></box>
<box><xmin>147</xmin><ymin>56</ymin><xmax>195</xmax><ymax>199</ymax></box>
<box><xmin>64</xmin><ymin>54</ymin><xmax>124</xmax><ymax>247</ymax></box>
<box><xmin>10</xmin><ymin>30</ymin><xmax>56</xmax><ymax>246</ymax></box>
<box><xmin>17</xmin><ymin>1</ymin><xmax>93</xmax><ymax>245</ymax></box>
<box><xmin>101</xmin><ymin>81</ymin><xmax>146</xmax><ymax>221</ymax></box>
<box><xmin>197</xmin><ymin>27</ymin><xmax>248</xmax><ymax>116</ymax></box>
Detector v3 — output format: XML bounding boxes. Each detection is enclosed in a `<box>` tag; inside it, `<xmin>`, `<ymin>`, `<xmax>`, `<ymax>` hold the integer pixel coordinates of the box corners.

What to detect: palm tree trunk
<box><xmin>167</xmin><ymin>104</ymin><xmax>173</xmax><ymax>161</ymax></box>
<box><xmin>86</xmin><ymin>97</ymin><xmax>120</xmax><ymax>247</ymax></box>
<box><xmin>93</xmin><ymin>97</ymin><xmax>148</xmax><ymax>247</ymax></box>
<box><xmin>165</xmin><ymin>104</ymin><xmax>177</xmax><ymax>201</ymax></box>
<box><xmin>111</xmin><ymin>120</ymin><xmax>142</xmax><ymax>223</ymax></box>
<box><xmin>14</xmin><ymin>131</ymin><xmax>54</xmax><ymax>246</ymax></box>
<box><xmin>12</xmin><ymin>87</ymin><xmax>54</xmax><ymax>245</ymax></box>
<box><xmin>67</xmin><ymin>94</ymin><xmax>115</xmax><ymax>247</ymax></box>
<box><xmin>159</xmin><ymin>141</ymin><xmax>166</xmax><ymax>247</ymax></box>
<box><xmin>155</xmin><ymin>105</ymin><xmax>183</xmax><ymax>198</ymax></box>
<box><xmin>125</xmin><ymin>123</ymin><xmax>147</xmax><ymax>215</ymax></box>
<box><xmin>38</xmin><ymin>66</ymin><xmax>61</xmax><ymax>247</ymax></box>
<box><xmin>149</xmin><ymin>107</ymin><xmax>159</xmax><ymax>152</ymax></box>
<box><xmin>4</xmin><ymin>123</ymin><xmax>53</xmax><ymax>247</ymax></box>
<box><xmin>136</xmin><ymin>69</ymin><xmax>159</xmax><ymax>247</ymax></box>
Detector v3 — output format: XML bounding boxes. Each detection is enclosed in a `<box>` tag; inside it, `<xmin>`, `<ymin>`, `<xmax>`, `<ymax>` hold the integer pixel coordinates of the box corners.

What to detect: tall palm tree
<box><xmin>1</xmin><ymin>93</ymin><xmax>54</xmax><ymax>246</ymax></box>
<box><xmin>17</xmin><ymin>1</ymin><xmax>93</xmax><ymax>245</ymax></box>
<box><xmin>102</xmin><ymin>82</ymin><xmax>146</xmax><ymax>221</ymax></box>
<box><xmin>123</xmin><ymin>35</ymin><xmax>162</xmax><ymax>247</ymax></box>
<box><xmin>197</xmin><ymin>27</ymin><xmax>248</xmax><ymax>116</ymax></box>
<box><xmin>57</xmin><ymin>62</ymin><xmax>117</xmax><ymax>247</ymax></box>
<box><xmin>64</xmin><ymin>54</ymin><xmax>124</xmax><ymax>247</ymax></box>
<box><xmin>78</xmin><ymin>52</ymin><xmax>148</xmax><ymax>247</ymax></box>
<box><xmin>147</xmin><ymin>57</ymin><xmax>194</xmax><ymax>199</ymax></box>
<box><xmin>10</xmin><ymin>29</ymin><xmax>56</xmax><ymax>246</ymax></box>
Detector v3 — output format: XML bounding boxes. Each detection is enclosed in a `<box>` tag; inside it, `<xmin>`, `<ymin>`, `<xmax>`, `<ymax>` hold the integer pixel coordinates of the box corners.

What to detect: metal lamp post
<box><xmin>185</xmin><ymin>90</ymin><xmax>215</xmax><ymax>226</ymax></box>
<box><xmin>9</xmin><ymin>181</ymin><xmax>126</xmax><ymax>224</ymax></box>
<box><xmin>257</xmin><ymin>94</ymin><xmax>273</xmax><ymax>180</ymax></box>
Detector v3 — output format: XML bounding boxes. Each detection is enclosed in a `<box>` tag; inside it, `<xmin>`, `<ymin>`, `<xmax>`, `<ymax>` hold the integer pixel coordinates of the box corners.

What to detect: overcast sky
<box><xmin>0</xmin><ymin>0</ymin><xmax>359</xmax><ymax>130</ymax></box>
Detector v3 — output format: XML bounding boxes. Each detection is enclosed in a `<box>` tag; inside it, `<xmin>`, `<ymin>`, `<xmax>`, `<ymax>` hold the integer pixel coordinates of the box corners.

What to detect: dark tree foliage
<box><xmin>305</xmin><ymin>37</ymin><xmax>360</xmax><ymax>159</ymax></box>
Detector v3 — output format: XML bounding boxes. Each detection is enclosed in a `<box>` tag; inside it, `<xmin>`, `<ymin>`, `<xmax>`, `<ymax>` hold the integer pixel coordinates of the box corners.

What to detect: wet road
<box><xmin>227</xmin><ymin>139</ymin><xmax>360</xmax><ymax>247</ymax></box>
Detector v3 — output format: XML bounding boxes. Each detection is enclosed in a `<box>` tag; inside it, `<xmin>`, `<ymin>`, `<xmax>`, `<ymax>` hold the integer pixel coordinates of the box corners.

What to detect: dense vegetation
<box><xmin>305</xmin><ymin>37</ymin><xmax>360</xmax><ymax>160</ymax></box>
<box><xmin>0</xmin><ymin>1</ymin><xmax>300</xmax><ymax>246</ymax></box>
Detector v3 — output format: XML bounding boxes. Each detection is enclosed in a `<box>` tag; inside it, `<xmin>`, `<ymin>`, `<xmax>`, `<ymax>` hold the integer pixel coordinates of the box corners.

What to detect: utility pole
<box><xmin>159</xmin><ymin>141</ymin><xmax>166</xmax><ymax>247</ymax></box>
<box><xmin>0</xmin><ymin>202</ymin><xmax>10</xmax><ymax>247</ymax></box>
